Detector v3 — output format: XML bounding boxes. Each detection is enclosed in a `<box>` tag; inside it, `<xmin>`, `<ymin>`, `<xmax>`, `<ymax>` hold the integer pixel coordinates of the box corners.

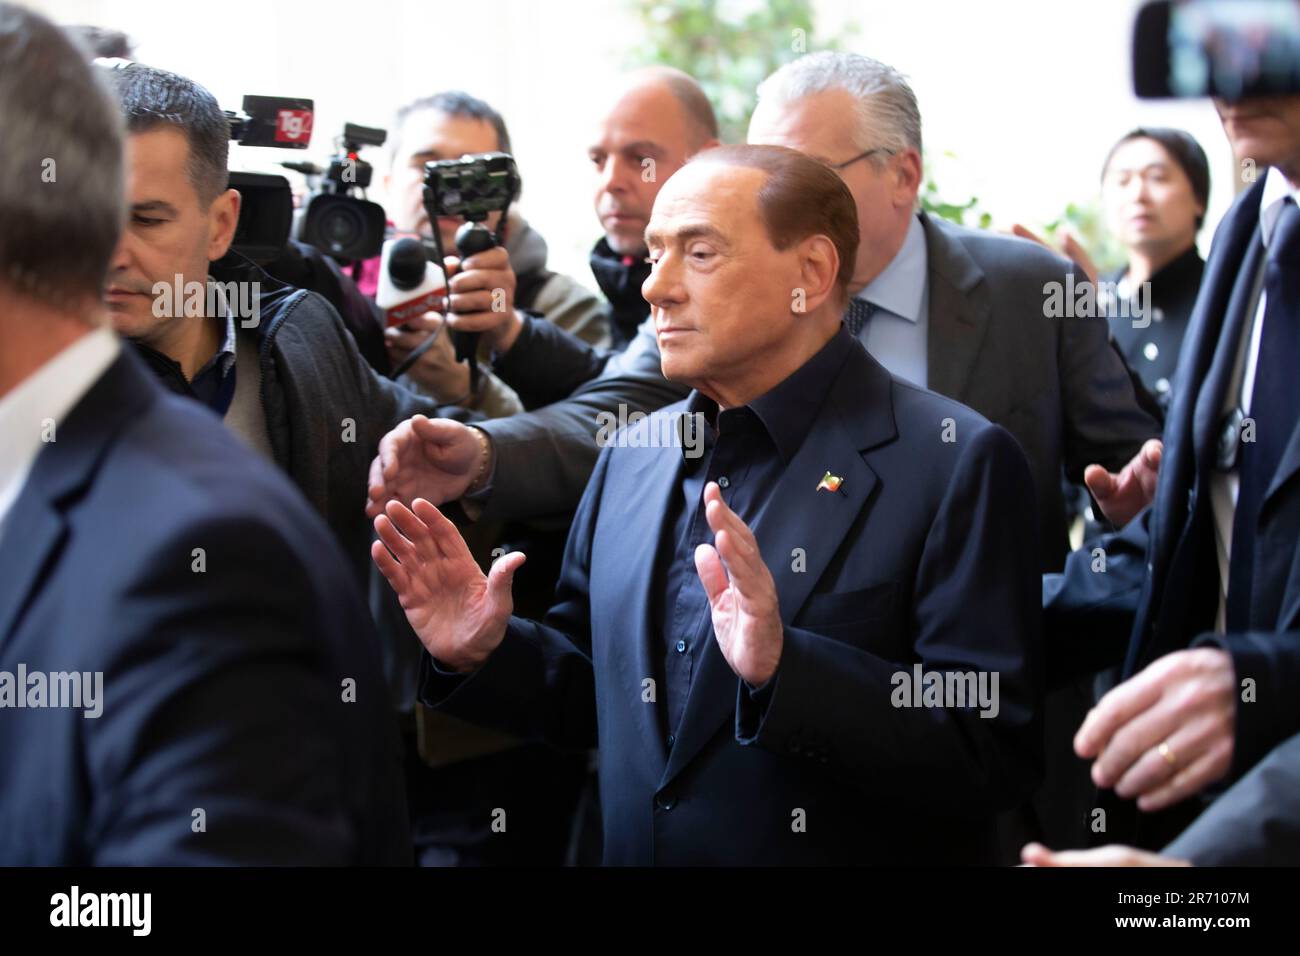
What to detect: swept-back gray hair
<box><xmin>755</xmin><ymin>51</ymin><xmax>922</xmax><ymax>167</ymax></box>
<box><xmin>0</xmin><ymin>3</ymin><xmax>124</xmax><ymax>310</ymax></box>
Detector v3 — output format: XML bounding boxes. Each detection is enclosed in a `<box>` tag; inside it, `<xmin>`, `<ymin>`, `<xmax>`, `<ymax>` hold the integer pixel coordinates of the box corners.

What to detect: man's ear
<box><xmin>891</xmin><ymin>148</ymin><xmax>923</xmax><ymax>209</ymax></box>
<box><xmin>794</xmin><ymin>233</ymin><xmax>840</xmax><ymax>315</ymax></box>
<box><xmin>206</xmin><ymin>187</ymin><xmax>242</xmax><ymax>261</ymax></box>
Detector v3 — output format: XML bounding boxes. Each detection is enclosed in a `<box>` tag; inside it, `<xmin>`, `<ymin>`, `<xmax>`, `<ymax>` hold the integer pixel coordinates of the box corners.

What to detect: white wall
<box><xmin>31</xmin><ymin>0</ymin><xmax>1238</xmax><ymax>284</ymax></box>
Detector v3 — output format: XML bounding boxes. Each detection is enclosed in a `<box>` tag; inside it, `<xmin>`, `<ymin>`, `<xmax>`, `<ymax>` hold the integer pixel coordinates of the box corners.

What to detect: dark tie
<box><xmin>844</xmin><ymin>297</ymin><xmax>877</xmax><ymax>338</ymax></box>
<box><xmin>1227</xmin><ymin>197</ymin><xmax>1300</xmax><ymax>630</ymax></box>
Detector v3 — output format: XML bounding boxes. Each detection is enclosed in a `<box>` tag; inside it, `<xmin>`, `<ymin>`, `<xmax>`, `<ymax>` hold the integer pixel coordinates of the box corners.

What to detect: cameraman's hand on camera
<box><xmin>372</xmin><ymin>498</ymin><xmax>524</xmax><ymax>673</ymax></box>
<box><xmin>442</xmin><ymin>249</ymin><xmax>526</xmax><ymax>355</ymax></box>
<box><xmin>365</xmin><ymin>415</ymin><xmax>493</xmax><ymax>518</ymax></box>
<box><xmin>385</xmin><ymin>312</ymin><xmax>471</xmax><ymax>403</ymax></box>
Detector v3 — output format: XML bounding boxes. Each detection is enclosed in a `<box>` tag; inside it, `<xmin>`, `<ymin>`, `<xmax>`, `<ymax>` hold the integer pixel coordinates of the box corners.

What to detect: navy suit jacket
<box><xmin>0</xmin><ymin>347</ymin><xmax>409</xmax><ymax>864</ymax></box>
<box><xmin>424</xmin><ymin>336</ymin><xmax>1043</xmax><ymax>865</ymax></box>
<box><xmin>1045</xmin><ymin>177</ymin><xmax>1300</xmax><ymax>845</ymax></box>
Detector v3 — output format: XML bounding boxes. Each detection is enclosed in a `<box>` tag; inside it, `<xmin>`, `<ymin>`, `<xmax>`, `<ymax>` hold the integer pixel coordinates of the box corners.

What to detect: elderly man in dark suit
<box><xmin>369</xmin><ymin>52</ymin><xmax>1159</xmax><ymax>577</ymax></box>
<box><xmin>0</xmin><ymin>4</ymin><xmax>408</xmax><ymax>865</ymax></box>
<box><xmin>365</xmin><ymin>52</ymin><xmax>1160</xmax><ymax>859</ymax></box>
<box><xmin>1037</xmin><ymin>90</ymin><xmax>1300</xmax><ymax>856</ymax></box>
<box><xmin>372</xmin><ymin>144</ymin><xmax>1043</xmax><ymax>865</ymax></box>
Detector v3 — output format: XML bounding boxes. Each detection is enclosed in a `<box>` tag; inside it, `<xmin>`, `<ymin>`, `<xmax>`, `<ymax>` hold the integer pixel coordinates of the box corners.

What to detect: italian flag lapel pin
<box><xmin>816</xmin><ymin>471</ymin><xmax>844</xmax><ymax>494</ymax></box>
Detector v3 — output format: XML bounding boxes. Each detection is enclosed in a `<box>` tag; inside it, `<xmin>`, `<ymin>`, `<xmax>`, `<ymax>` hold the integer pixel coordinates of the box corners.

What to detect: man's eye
<box><xmin>689</xmin><ymin>249</ymin><xmax>714</xmax><ymax>262</ymax></box>
<box><xmin>133</xmin><ymin>216</ymin><xmax>164</xmax><ymax>226</ymax></box>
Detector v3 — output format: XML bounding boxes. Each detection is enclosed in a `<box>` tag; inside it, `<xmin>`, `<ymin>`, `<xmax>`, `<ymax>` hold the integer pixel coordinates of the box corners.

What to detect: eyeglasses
<box><xmin>830</xmin><ymin>147</ymin><xmax>895</xmax><ymax>170</ymax></box>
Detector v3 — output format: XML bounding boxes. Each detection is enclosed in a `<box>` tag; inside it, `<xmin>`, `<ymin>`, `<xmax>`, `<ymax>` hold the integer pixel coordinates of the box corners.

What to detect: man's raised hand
<box><xmin>694</xmin><ymin>481</ymin><xmax>784</xmax><ymax>687</ymax></box>
<box><xmin>365</xmin><ymin>415</ymin><xmax>489</xmax><ymax>518</ymax></box>
<box><xmin>1085</xmin><ymin>438</ymin><xmax>1163</xmax><ymax>528</ymax></box>
<box><xmin>371</xmin><ymin>498</ymin><xmax>524</xmax><ymax>672</ymax></box>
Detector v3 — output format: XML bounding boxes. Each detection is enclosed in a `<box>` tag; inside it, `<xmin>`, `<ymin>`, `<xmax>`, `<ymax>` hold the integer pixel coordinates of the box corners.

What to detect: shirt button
<box><xmin>666</xmin><ymin>734</ymin><xmax>675</xmax><ymax>748</ymax></box>
<box><xmin>717</xmin><ymin>476</ymin><xmax>730</xmax><ymax>489</ymax></box>
<box><xmin>675</xmin><ymin>639</ymin><xmax>687</xmax><ymax>654</ymax></box>
<box><xmin>1143</xmin><ymin>342</ymin><xmax>1159</xmax><ymax>361</ymax></box>
<box><xmin>655</xmin><ymin>792</ymin><xmax>678</xmax><ymax>811</ymax></box>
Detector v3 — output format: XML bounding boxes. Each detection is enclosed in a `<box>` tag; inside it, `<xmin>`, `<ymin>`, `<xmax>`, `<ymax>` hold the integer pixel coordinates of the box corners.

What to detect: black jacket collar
<box><xmin>589</xmin><ymin>237</ymin><xmax>651</xmax><ymax>349</ymax></box>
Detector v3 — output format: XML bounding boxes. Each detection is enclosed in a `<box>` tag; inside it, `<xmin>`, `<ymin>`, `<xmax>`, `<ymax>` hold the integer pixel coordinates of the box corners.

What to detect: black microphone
<box><xmin>452</xmin><ymin>221</ymin><xmax>498</xmax><ymax>392</ymax></box>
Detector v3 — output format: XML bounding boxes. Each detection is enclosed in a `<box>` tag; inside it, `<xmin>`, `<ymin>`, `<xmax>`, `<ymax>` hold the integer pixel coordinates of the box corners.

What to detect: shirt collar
<box><xmin>1260</xmin><ymin>166</ymin><xmax>1299</xmax><ymax>249</ymax></box>
<box><xmin>857</xmin><ymin>213</ymin><xmax>928</xmax><ymax>323</ymax></box>
<box><xmin>197</xmin><ymin>307</ymin><xmax>238</xmax><ymax>381</ymax></box>
<box><xmin>1118</xmin><ymin>244</ymin><xmax>1204</xmax><ymax>300</ymax></box>
<box><xmin>0</xmin><ymin>325</ymin><xmax>119</xmax><ymax>524</ymax></box>
<box><xmin>684</xmin><ymin>325</ymin><xmax>853</xmax><ymax>464</ymax></box>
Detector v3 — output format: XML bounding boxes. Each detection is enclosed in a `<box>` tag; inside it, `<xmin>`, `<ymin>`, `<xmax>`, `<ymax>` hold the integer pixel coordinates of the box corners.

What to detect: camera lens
<box><xmin>320</xmin><ymin>206</ymin><xmax>362</xmax><ymax>252</ymax></box>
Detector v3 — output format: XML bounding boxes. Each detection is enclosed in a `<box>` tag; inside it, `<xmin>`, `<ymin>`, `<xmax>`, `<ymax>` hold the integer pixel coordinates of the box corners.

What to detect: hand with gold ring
<box><xmin>1074</xmin><ymin>648</ymin><xmax>1237</xmax><ymax>812</ymax></box>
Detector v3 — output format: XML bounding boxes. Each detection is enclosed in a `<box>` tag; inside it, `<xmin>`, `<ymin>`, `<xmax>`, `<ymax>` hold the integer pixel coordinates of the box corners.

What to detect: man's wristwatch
<box><xmin>467</xmin><ymin>426</ymin><xmax>493</xmax><ymax>494</ymax></box>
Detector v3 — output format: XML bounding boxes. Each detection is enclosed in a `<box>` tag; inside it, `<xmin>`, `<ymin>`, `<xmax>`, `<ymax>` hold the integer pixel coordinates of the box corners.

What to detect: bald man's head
<box><xmin>588</xmin><ymin>67</ymin><xmax>720</xmax><ymax>255</ymax></box>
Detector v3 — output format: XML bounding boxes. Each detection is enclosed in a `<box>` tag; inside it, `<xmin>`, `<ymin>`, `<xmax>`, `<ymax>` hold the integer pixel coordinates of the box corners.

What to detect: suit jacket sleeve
<box><xmin>735</xmin><ymin>424</ymin><xmax>1045</xmax><ymax>817</ymax></box>
<box><xmin>491</xmin><ymin>313</ymin><xmax>619</xmax><ymax>410</ymax></box>
<box><xmin>85</xmin><ymin>515</ymin><xmax>384</xmax><ymax>865</ymax></box>
<box><xmin>1041</xmin><ymin>507</ymin><xmax>1153</xmax><ymax>688</ymax></box>
<box><xmin>1163</xmin><ymin>730</ymin><xmax>1300</xmax><ymax>865</ymax></box>
<box><xmin>474</xmin><ymin>328</ymin><xmax>689</xmax><ymax>523</ymax></box>
<box><xmin>1193</xmin><ymin>626</ymin><xmax>1300</xmax><ymax>783</ymax></box>
<box><xmin>1055</xmin><ymin>274</ymin><xmax>1163</xmax><ymax>480</ymax></box>
<box><xmin>416</xmin><ymin>446</ymin><xmax>612</xmax><ymax>752</ymax></box>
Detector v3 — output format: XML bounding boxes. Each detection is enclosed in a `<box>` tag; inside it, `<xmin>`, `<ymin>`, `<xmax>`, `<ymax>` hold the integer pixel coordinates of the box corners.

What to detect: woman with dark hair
<box><xmin>1100</xmin><ymin>127</ymin><xmax>1210</xmax><ymax>411</ymax></box>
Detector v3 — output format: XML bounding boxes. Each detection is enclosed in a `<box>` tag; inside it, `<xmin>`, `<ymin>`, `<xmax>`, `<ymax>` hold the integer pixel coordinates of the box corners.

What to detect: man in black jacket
<box><xmin>584</xmin><ymin>67</ymin><xmax>720</xmax><ymax>349</ymax></box>
<box><xmin>101</xmin><ymin>61</ymin><xmax>468</xmax><ymax>592</ymax></box>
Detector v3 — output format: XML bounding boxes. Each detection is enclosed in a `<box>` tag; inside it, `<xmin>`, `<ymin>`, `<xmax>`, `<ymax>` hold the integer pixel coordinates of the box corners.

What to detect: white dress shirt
<box><xmin>0</xmin><ymin>325</ymin><xmax>120</xmax><ymax>545</ymax></box>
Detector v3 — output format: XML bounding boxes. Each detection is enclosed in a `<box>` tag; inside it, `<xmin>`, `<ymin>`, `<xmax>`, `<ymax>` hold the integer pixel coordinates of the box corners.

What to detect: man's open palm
<box><xmin>371</xmin><ymin>498</ymin><xmax>524</xmax><ymax>672</ymax></box>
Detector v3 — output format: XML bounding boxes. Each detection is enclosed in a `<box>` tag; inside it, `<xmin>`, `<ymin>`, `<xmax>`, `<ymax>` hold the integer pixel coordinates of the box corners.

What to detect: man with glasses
<box><xmin>747</xmin><ymin>52</ymin><xmax>1166</xmax><ymax>860</ymax></box>
<box><xmin>747</xmin><ymin>53</ymin><xmax>1160</xmax><ymax>574</ymax></box>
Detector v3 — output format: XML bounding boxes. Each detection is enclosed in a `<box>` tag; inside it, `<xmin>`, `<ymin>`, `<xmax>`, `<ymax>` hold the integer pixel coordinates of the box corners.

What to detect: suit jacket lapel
<box><xmin>0</xmin><ymin>351</ymin><xmax>156</xmax><ymax>651</ymax></box>
<box><xmin>921</xmin><ymin>213</ymin><xmax>991</xmax><ymax>403</ymax></box>
<box><xmin>1130</xmin><ymin>183</ymin><xmax>1265</xmax><ymax>669</ymax></box>
<box><xmin>603</xmin><ymin>420</ymin><xmax>690</xmax><ymax>773</ymax></box>
<box><xmin>1192</xmin><ymin>236</ymin><xmax>1265</xmax><ymax>471</ymax></box>
<box><xmin>660</xmin><ymin>345</ymin><xmax>897</xmax><ymax>787</ymax></box>
<box><xmin>0</xmin><ymin>502</ymin><xmax>67</xmax><ymax>650</ymax></box>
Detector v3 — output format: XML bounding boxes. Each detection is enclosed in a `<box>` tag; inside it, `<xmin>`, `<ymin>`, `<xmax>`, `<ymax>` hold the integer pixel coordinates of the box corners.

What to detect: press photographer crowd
<box><xmin>3</xmin><ymin>0</ymin><xmax>1300</xmax><ymax>876</ymax></box>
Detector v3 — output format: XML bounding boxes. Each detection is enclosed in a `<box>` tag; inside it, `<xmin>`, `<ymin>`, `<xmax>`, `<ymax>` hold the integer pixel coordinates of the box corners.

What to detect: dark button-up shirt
<box><xmin>649</xmin><ymin>326</ymin><xmax>854</xmax><ymax>743</ymax></box>
<box><xmin>189</xmin><ymin>310</ymin><xmax>239</xmax><ymax>415</ymax></box>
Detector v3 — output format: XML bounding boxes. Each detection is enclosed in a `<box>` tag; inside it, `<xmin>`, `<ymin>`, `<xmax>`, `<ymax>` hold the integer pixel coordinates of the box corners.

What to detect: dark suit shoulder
<box><xmin>880</xmin><ymin>377</ymin><xmax>1033</xmax><ymax>503</ymax></box>
<box><xmin>75</xmin><ymin>387</ymin><xmax>353</xmax><ymax>620</ymax></box>
<box><xmin>890</xmin><ymin>376</ymin><xmax>993</xmax><ymax>433</ymax></box>
<box><xmin>937</xmin><ymin>218</ymin><xmax>1073</xmax><ymax>285</ymax></box>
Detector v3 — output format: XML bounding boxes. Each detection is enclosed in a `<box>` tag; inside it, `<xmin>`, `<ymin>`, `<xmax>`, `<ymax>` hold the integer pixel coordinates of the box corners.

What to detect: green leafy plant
<box><xmin>1042</xmin><ymin>199</ymin><xmax>1127</xmax><ymax>275</ymax></box>
<box><xmin>920</xmin><ymin>151</ymin><xmax>991</xmax><ymax>228</ymax></box>
<box><xmin>626</xmin><ymin>0</ymin><xmax>1116</xmax><ymax>263</ymax></box>
<box><xmin>627</xmin><ymin>0</ymin><xmax>853</xmax><ymax>143</ymax></box>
